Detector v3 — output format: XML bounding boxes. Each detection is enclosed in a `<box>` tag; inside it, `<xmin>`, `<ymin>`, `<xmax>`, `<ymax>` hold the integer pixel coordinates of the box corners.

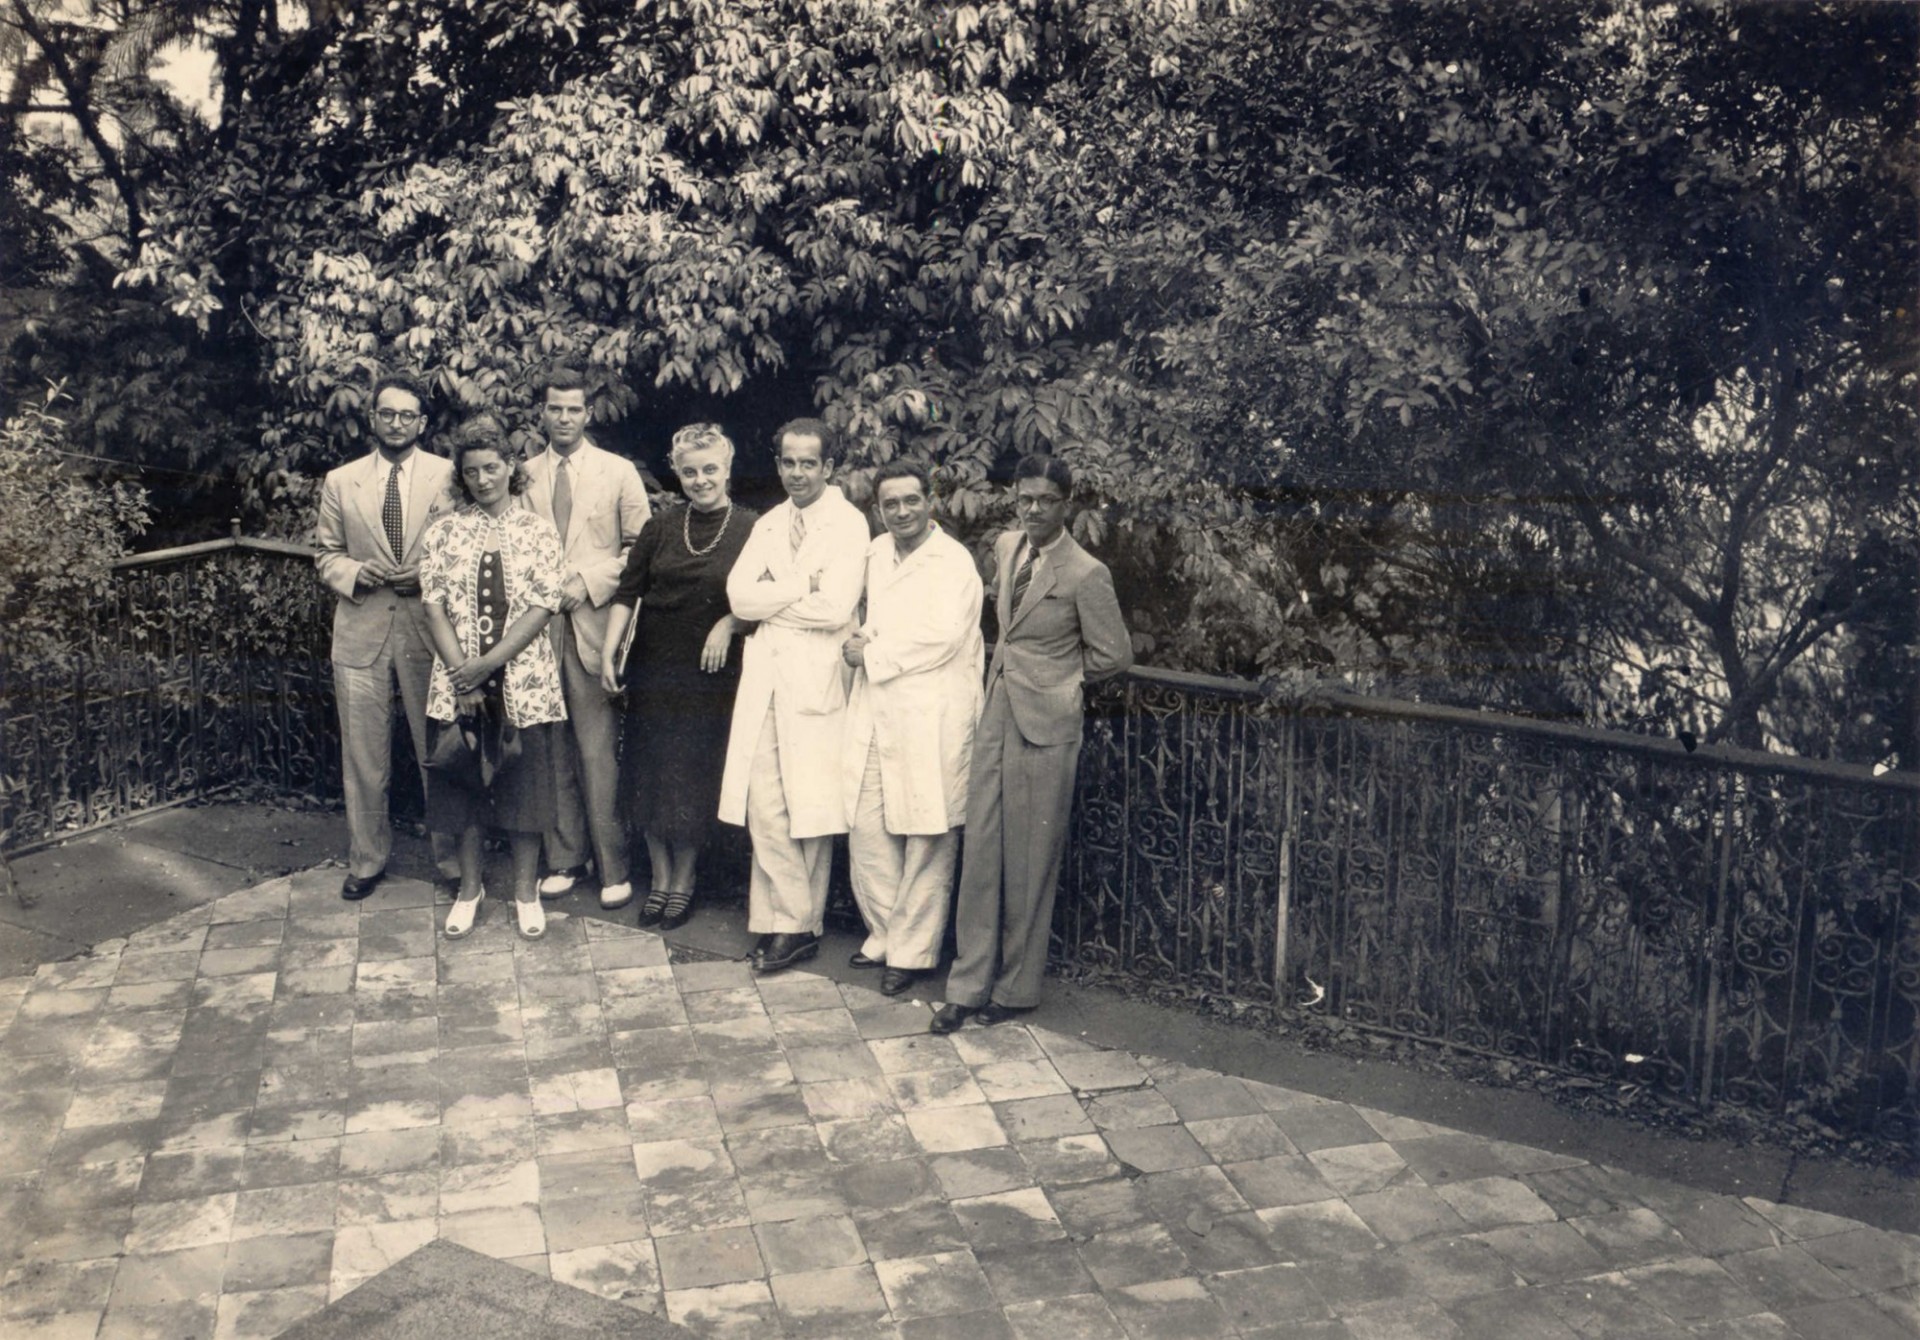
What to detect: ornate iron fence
<box><xmin>0</xmin><ymin>537</ymin><xmax>337</xmax><ymax>850</ymax></box>
<box><xmin>4</xmin><ymin>540</ymin><xmax>1916</xmax><ymax>1139</ymax></box>
<box><xmin>1066</xmin><ymin>670</ymin><xmax>1920</xmax><ymax>1144</ymax></box>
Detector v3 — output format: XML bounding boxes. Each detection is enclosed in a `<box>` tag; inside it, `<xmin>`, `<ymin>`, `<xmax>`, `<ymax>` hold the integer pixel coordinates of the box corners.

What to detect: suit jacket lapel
<box><xmin>1005</xmin><ymin>535</ymin><xmax>1061</xmax><ymax>634</ymax></box>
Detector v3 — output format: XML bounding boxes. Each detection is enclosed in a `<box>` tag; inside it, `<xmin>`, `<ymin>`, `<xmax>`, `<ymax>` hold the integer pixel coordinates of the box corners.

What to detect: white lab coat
<box><xmin>718</xmin><ymin>486</ymin><xmax>870</xmax><ymax>838</ymax></box>
<box><xmin>842</xmin><ymin>526</ymin><xmax>985</xmax><ymax>835</ymax></box>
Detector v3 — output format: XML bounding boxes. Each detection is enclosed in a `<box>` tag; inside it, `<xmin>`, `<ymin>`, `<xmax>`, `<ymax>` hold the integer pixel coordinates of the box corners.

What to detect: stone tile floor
<box><xmin>2</xmin><ymin>865</ymin><xmax>1917</xmax><ymax>1339</ymax></box>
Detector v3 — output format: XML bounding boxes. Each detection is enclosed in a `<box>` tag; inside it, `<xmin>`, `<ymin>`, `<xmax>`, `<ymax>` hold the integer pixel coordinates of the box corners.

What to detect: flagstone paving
<box><xmin>2</xmin><ymin>865</ymin><xmax>1917</xmax><ymax>1339</ymax></box>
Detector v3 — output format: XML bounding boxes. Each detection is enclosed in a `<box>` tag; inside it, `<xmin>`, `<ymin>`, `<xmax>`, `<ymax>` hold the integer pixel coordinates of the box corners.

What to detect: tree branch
<box><xmin>9</xmin><ymin>0</ymin><xmax>145</xmax><ymax>251</ymax></box>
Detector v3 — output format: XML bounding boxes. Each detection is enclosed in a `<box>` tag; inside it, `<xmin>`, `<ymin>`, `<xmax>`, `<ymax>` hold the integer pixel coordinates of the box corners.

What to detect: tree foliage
<box><xmin>10</xmin><ymin>0</ymin><xmax>1917</xmax><ymax>761</ymax></box>
<box><xmin>0</xmin><ymin>382</ymin><xmax>150</xmax><ymax>664</ymax></box>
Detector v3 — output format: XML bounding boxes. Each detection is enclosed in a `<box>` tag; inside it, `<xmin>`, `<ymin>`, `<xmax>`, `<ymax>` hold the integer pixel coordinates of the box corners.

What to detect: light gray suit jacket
<box><xmin>521</xmin><ymin>440</ymin><xmax>652</xmax><ymax>670</ymax></box>
<box><xmin>314</xmin><ymin>449</ymin><xmax>458</xmax><ymax>668</ymax></box>
<box><xmin>986</xmin><ymin>528</ymin><xmax>1132</xmax><ymax>746</ymax></box>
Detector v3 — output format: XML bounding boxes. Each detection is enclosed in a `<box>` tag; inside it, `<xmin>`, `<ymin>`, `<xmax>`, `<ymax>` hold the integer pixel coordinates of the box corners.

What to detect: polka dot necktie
<box><xmin>382</xmin><ymin>464</ymin><xmax>405</xmax><ymax>560</ymax></box>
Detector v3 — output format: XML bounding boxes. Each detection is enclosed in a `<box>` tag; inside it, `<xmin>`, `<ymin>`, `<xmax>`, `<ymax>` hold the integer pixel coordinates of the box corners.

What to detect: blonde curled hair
<box><xmin>669</xmin><ymin>422</ymin><xmax>735</xmax><ymax>471</ymax></box>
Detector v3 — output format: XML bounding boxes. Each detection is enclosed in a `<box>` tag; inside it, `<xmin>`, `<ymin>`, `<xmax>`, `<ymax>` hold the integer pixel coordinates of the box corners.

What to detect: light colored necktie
<box><xmin>382</xmin><ymin>464</ymin><xmax>405</xmax><ymax>560</ymax></box>
<box><xmin>789</xmin><ymin>505</ymin><xmax>806</xmax><ymax>557</ymax></box>
<box><xmin>552</xmin><ymin>456</ymin><xmax>572</xmax><ymax>544</ymax></box>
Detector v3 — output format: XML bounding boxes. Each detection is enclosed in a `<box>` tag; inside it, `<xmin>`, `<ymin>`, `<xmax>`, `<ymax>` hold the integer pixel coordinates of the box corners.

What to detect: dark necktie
<box><xmin>382</xmin><ymin>464</ymin><xmax>405</xmax><ymax>560</ymax></box>
<box><xmin>552</xmin><ymin>456</ymin><xmax>573</xmax><ymax>545</ymax></box>
<box><xmin>1010</xmin><ymin>543</ymin><xmax>1036</xmax><ymax>617</ymax></box>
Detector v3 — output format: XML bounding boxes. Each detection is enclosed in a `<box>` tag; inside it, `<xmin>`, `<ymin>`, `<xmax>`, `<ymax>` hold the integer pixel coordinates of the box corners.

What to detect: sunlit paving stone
<box><xmin>971</xmin><ymin>1059</ymin><xmax>1073</xmax><ymax>1103</ymax></box>
<box><xmin>819</xmin><ymin>1112</ymin><xmax>920</xmax><ymax>1164</ymax></box>
<box><xmin>928</xmin><ymin>1147</ymin><xmax>1030</xmax><ymax>1201</ymax></box>
<box><xmin>1052</xmin><ymin>1050</ymin><xmax>1152</xmax><ymax>1093</ymax></box>
<box><xmin>5</xmin><ymin>865</ymin><xmax>1918</xmax><ymax>1340</ymax></box>
<box><xmin>867</xmin><ymin>1028</ymin><xmax>960</xmax><ymax>1067</ymax></box>
<box><xmin>888</xmin><ymin>1067</ymin><xmax>988</xmax><ymax>1112</ymax></box>
<box><xmin>1017</xmin><ymin>1132</ymin><xmax>1119</xmax><ymax>1187</ymax></box>
<box><xmin>663</xmin><ymin>1278</ymin><xmax>780</xmax><ymax>1337</ymax></box>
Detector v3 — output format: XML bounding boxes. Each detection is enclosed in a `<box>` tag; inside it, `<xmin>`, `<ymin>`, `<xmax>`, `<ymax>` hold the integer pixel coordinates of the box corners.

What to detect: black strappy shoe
<box><xmin>636</xmin><ymin>887</ymin><xmax>670</xmax><ymax>928</ymax></box>
<box><xmin>659</xmin><ymin>887</ymin><xmax>696</xmax><ymax>931</ymax></box>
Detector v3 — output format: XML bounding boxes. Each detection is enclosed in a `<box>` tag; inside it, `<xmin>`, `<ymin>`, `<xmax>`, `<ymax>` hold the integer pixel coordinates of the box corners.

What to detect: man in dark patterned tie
<box><xmin>315</xmin><ymin>374</ymin><xmax>458</xmax><ymax>900</ymax></box>
<box><xmin>931</xmin><ymin>453</ymin><xmax>1132</xmax><ymax>1032</ymax></box>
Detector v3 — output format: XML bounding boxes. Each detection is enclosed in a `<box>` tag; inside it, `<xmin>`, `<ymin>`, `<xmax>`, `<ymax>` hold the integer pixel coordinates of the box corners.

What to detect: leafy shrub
<box><xmin>0</xmin><ymin>383</ymin><xmax>150</xmax><ymax>666</ymax></box>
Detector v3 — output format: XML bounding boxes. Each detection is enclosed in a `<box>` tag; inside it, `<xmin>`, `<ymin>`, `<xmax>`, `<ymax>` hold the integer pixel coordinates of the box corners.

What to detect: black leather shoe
<box><xmin>976</xmin><ymin>1002</ymin><xmax>1032</xmax><ymax>1027</ymax></box>
<box><xmin>752</xmin><ymin>932</ymin><xmax>819</xmax><ymax>975</ymax></box>
<box><xmin>848</xmin><ymin>952</ymin><xmax>882</xmax><ymax>969</ymax></box>
<box><xmin>880</xmin><ymin>968</ymin><xmax>919</xmax><ymax>997</ymax></box>
<box><xmin>340</xmin><ymin>871</ymin><xmax>384</xmax><ymax>902</ymax></box>
<box><xmin>929</xmin><ymin>1004</ymin><xmax>973</xmax><ymax>1034</ymax></box>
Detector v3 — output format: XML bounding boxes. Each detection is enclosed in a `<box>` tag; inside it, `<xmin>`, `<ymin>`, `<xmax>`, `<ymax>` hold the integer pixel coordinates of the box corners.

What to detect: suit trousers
<box><xmin>745</xmin><ymin>711</ymin><xmax>833</xmax><ymax>935</ymax></box>
<box><xmin>945</xmin><ymin>678</ymin><xmax>1082</xmax><ymax>1009</ymax></box>
<box><xmin>545</xmin><ymin>624</ymin><xmax>630</xmax><ymax>883</ymax></box>
<box><xmin>847</xmin><ymin>742</ymin><xmax>958</xmax><ymax>970</ymax></box>
<box><xmin>333</xmin><ymin>630</ymin><xmax>450</xmax><ymax>879</ymax></box>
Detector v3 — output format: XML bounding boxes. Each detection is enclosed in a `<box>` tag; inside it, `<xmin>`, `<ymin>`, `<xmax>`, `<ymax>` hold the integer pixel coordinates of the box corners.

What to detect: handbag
<box><xmin>425</xmin><ymin>695</ymin><xmax>522</xmax><ymax>792</ymax></box>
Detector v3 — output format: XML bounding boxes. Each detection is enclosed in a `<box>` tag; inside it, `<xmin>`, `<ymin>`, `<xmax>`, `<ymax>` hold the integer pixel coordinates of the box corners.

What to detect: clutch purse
<box><xmin>426</xmin><ymin>698</ymin><xmax>522</xmax><ymax>791</ymax></box>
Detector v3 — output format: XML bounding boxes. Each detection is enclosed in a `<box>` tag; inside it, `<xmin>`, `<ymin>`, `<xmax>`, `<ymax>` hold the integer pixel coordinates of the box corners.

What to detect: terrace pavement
<box><xmin>1</xmin><ymin>811</ymin><xmax>1917</xmax><ymax>1338</ymax></box>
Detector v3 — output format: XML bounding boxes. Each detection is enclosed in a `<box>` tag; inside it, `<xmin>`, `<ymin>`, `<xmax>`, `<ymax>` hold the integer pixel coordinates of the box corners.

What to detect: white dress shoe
<box><xmin>444</xmin><ymin>890</ymin><xmax>483</xmax><ymax>939</ymax></box>
<box><xmin>599</xmin><ymin>881</ymin><xmax>634</xmax><ymax>910</ymax></box>
<box><xmin>537</xmin><ymin>870</ymin><xmax>581</xmax><ymax>898</ymax></box>
<box><xmin>515</xmin><ymin>898</ymin><xmax>546</xmax><ymax>940</ymax></box>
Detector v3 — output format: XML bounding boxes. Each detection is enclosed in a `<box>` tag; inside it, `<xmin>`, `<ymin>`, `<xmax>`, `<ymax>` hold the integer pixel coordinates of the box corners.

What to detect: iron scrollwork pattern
<box><xmin>1</xmin><ymin>544</ymin><xmax>339</xmax><ymax>852</ymax></box>
<box><xmin>1056</xmin><ymin>671</ymin><xmax>1920</xmax><ymax>1142</ymax></box>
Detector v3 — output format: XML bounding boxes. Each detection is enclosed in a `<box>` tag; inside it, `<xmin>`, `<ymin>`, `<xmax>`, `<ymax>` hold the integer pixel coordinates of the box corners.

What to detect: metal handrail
<box><xmin>101</xmin><ymin>529</ymin><xmax>1916</xmax><ymax>791</ymax></box>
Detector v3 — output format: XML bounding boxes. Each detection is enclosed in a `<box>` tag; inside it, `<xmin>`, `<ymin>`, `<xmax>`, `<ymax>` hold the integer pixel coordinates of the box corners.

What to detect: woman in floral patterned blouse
<box><xmin>419</xmin><ymin>414</ymin><xmax>568</xmax><ymax>940</ymax></box>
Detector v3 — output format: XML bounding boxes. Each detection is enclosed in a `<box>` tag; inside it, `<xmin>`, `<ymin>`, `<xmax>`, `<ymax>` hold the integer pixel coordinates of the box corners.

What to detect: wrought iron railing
<box><xmin>0</xmin><ymin>534</ymin><xmax>338</xmax><ymax>850</ymax></box>
<box><xmin>3</xmin><ymin>538</ymin><xmax>1916</xmax><ymax>1141</ymax></box>
<box><xmin>1067</xmin><ymin>670</ymin><xmax>1920</xmax><ymax>1145</ymax></box>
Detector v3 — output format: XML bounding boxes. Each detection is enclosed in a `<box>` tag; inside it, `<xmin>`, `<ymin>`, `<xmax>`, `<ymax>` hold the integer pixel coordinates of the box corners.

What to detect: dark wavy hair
<box><xmin>370</xmin><ymin>373</ymin><xmax>431</xmax><ymax>419</ymax></box>
<box><xmin>772</xmin><ymin>416</ymin><xmax>841</xmax><ymax>464</ymax></box>
<box><xmin>873</xmin><ymin>457</ymin><xmax>933</xmax><ymax>497</ymax></box>
<box><xmin>448</xmin><ymin>413</ymin><xmax>530</xmax><ymax>504</ymax></box>
<box><xmin>1013</xmin><ymin>452</ymin><xmax>1073</xmax><ymax>499</ymax></box>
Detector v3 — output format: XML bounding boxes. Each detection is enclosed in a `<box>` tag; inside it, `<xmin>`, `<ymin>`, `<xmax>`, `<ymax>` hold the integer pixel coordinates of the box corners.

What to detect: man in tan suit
<box><xmin>932</xmin><ymin>454</ymin><xmax>1131</xmax><ymax>1032</ymax></box>
<box><xmin>315</xmin><ymin>374</ymin><xmax>459</xmax><ymax>900</ymax></box>
<box><xmin>522</xmin><ymin>367</ymin><xmax>652</xmax><ymax>909</ymax></box>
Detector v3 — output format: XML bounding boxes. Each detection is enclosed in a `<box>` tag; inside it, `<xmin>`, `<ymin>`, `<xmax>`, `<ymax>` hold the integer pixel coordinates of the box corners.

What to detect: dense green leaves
<box><xmin>9</xmin><ymin>0</ymin><xmax>1916</xmax><ymax>760</ymax></box>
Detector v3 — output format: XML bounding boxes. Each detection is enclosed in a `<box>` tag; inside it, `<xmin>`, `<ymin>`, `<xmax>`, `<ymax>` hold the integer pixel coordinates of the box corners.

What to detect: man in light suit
<box><xmin>840</xmin><ymin>460</ymin><xmax>984</xmax><ymax>996</ymax></box>
<box><xmin>315</xmin><ymin>374</ymin><xmax>460</xmax><ymax>900</ymax></box>
<box><xmin>522</xmin><ymin>366</ymin><xmax>652</xmax><ymax>909</ymax></box>
<box><xmin>931</xmin><ymin>454</ymin><xmax>1132</xmax><ymax>1032</ymax></box>
<box><xmin>720</xmin><ymin>418</ymin><xmax>870</xmax><ymax>974</ymax></box>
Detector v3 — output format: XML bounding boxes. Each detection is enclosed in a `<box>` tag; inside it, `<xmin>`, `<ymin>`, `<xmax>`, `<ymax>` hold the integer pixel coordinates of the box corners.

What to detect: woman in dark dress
<box><xmin>600</xmin><ymin>423</ymin><xmax>757</xmax><ymax>929</ymax></box>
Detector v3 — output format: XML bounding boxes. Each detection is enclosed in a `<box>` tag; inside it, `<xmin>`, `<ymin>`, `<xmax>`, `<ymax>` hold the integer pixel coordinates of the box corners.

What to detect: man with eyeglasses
<box><xmin>522</xmin><ymin>366</ymin><xmax>651</xmax><ymax>910</ymax></box>
<box><xmin>930</xmin><ymin>453</ymin><xmax>1131</xmax><ymax>1033</ymax></box>
<box><xmin>316</xmin><ymin>373</ymin><xmax>460</xmax><ymax>901</ymax></box>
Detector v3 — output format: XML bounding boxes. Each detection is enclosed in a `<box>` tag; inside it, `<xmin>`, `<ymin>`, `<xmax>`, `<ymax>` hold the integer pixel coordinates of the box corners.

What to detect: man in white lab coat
<box><xmin>720</xmin><ymin>418</ymin><xmax>870</xmax><ymax>974</ymax></box>
<box><xmin>840</xmin><ymin>460</ymin><xmax>985</xmax><ymax>995</ymax></box>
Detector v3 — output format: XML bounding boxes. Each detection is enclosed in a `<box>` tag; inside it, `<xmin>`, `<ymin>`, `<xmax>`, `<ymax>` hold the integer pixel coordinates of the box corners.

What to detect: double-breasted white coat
<box><xmin>718</xmin><ymin>485</ymin><xmax>870</xmax><ymax>839</ymax></box>
<box><xmin>841</xmin><ymin>526</ymin><xmax>985</xmax><ymax>835</ymax></box>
